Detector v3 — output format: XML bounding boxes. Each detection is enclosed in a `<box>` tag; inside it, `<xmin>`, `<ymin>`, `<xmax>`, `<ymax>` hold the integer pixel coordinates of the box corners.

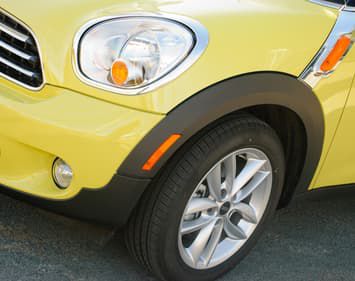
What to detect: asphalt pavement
<box><xmin>0</xmin><ymin>188</ymin><xmax>354</xmax><ymax>281</ymax></box>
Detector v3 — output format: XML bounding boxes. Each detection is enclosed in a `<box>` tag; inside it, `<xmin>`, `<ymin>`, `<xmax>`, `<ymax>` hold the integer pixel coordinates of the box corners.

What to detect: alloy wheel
<box><xmin>178</xmin><ymin>148</ymin><xmax>273</xmax><ymax>269</ymax></box>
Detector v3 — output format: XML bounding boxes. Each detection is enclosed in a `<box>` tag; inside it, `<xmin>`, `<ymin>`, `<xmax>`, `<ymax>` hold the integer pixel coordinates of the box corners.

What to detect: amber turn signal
<box><xmin>111</xmin><ymin>60</ymin><xmax>129</xmax><ymax>85</ymax></box>
<box><xmin>142</xmin><ymin>134</ymin><xmax>182</xmax><ymax>171</ymax></box>
<box><xmin>320</xmin><ymin>35</ymin><xmax>352</xmax><ymax>73</ymax></box>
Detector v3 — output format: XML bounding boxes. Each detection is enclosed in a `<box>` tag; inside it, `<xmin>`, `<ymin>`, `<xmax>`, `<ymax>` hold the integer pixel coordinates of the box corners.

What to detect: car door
<box><xmin>315</xmin><ymin>29</ymin><xmax>355</xmax><ymax>187</ymax></box>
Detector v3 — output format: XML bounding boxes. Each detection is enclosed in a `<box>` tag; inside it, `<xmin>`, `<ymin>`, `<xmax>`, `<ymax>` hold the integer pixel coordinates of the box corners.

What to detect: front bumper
<box><xmin>1</xmin><ymin>174</ymin><xmax>151</xmax><ymax>226</ymax></box>
<box><xmin>0</xmin><ymin>80</ymin><xmax>163</xmax><ymax>224</ymax></box>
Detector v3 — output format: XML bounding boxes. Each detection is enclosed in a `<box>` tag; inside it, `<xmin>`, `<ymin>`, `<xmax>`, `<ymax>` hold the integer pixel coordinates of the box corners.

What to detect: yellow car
<box><xmin>0</xmin><ymin>0</ymin><xmax>354</xmax><ymax>280</ymax></box>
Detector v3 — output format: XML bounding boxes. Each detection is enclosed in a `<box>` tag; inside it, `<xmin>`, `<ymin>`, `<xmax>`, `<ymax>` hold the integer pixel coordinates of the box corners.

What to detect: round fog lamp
<box><xmin>52</xmin><ymin>158</ymin><xmax>73</xmax><ymax>189</ymax></box>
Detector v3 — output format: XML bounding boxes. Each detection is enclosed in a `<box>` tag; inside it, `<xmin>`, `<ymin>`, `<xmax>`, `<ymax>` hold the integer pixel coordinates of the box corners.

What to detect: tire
<box><xmin>125</xmin><ymin>115</ymin><xmax>285</xmax><ymax>281</ymax></box>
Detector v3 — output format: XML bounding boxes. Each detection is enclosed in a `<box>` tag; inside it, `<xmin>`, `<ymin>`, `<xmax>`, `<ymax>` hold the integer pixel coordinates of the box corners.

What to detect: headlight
<box><xmin>74</xmin><ymin>14</ymin><xmax>209</xmax><ymax>95</ymax></box>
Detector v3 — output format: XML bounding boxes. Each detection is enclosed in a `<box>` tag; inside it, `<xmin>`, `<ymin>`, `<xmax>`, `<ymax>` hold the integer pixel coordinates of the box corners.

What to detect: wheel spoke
<box><xmin>224</xmin><ymin>155</ymin><xmax>236</xmax><ymax>195</ymax></box>
<box><xmin>232</xmin><ymin>202</ymin><xmax>257</xmax><ymax>224</ymax></box>
<box><xmin>224</xmin><ymin>217</ymin><xmax>247</xmax><ymax>240</ymax></box>
<box><xmin>181</xmin><ymin>216</ymin><xmax>216</xmax><ymax>235</ymax></box>
<box><xmin>185</xmin><ymin>198</ymin><xmax>218</xmax><ymax>216</ymax></box>
<box><xmin>207</xmin><ymin>163</ymin><xmax>222</xmax><ymax>201</ymax></box>
<box><xmin>231</xmin><ymin>158</ymin><xmax>266</xmax><ymax>197</ymax></box>
<box><xmin>179</xmin><ymin>148</ymin><xmax>274</xmax><ymax>269</ymax></box>
<box><xmin>200</xmin><ymin>219</ymin><xmax>224</xmax><ymax>266</ymax></box>
<box><xmin>235</xmin><ymin>171</ymin><xmax>270</xmax><ymax>202</ymax></box>
<box><xmin>187</xmin><ymin>218</ymin><xmax>219</xmax><ymax>265</ymax></box>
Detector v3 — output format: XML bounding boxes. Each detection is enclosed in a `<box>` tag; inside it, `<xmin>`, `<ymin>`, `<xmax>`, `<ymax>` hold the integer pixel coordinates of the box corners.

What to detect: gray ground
<box><xmin>0</xmin><ymin>189</ymin><xmax>354</xmax><ymax>281</ymax></box>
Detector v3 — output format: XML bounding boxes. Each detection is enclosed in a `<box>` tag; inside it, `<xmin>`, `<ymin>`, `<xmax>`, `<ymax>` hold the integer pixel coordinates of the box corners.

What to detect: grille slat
<box><xmin>0</xmin><ymin>22</ymin><xmax>30</xmax><ymax>43</ymax></box>
<box><xmin>0</xmin><ymin>56</ymin><xmax>36</xmax><ymax>77</ymax></box>
<box><xmin>0</xmin><ymin>12</ymin><xmax>43</xmax><ymax>89</ymax></box>
<box><xmin>0</xmin><ymin>39</ymin><xmax>34</xmax><ymax>61</ymax></box>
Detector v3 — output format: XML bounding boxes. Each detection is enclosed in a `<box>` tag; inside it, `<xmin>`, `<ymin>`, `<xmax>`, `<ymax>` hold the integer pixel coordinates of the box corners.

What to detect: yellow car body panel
<box><xmin>0</xmin><ymin>0</ymin><xmax>337</xmax><ymax>114</ymax></box>
<box><xmin>309</xmin><ymin>44</ymin><xmax>355</xmax><ymax>189</ymax></box>
<box><xmin>0</xmin><ymin>79</ymin><xmax>163</xmax><ymax>199</ymax></box>
<box><xmin>0</xmin><ymin>0</ymin><xmax>353</xmax><ymax>221</ymax></box>
<box><xmin>313</xmin><ymin>70</ymin><xmax>355</xmax><ymax>188</ymax></box>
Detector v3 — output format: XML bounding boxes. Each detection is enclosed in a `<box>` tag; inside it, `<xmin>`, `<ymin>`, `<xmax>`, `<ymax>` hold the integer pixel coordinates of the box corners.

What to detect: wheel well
<box><xmin>245</xmin><ymin>105</ymin><xmax>307</xmax><ymax>207</ymax></box>
<box><xmin>150</xmin><ymin>104</ymin><xmax>307</xmax><ymax>208</ymax></box>
<box><xmin>118</xmin><ymin>73</ymin><xmax>322</xmax><ymax>205</ymax></box>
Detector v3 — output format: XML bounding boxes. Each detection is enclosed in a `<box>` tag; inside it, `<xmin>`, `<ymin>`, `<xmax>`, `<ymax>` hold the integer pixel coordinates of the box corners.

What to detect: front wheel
<box><xmin>126</xmin><ymin>115</ymin><xmax>285</xmax><ymax>281</ymax></box>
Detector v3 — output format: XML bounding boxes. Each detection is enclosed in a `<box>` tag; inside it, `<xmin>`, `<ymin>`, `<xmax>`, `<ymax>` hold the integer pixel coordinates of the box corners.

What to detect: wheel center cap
<box><xmin>219</xmin><ymin>202</ymin><xmax>231</xmax><ymax>216</ymax></box>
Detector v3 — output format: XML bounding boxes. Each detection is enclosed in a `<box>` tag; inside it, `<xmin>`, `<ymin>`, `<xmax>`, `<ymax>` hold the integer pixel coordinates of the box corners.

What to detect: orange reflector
<box><xmin>320</xmin><ymin>35</ymin><xmax>351</xmax><ymax>72</ymax></box>
<box><xmin>142</xmin><ymin>134</ymin><xmax>182</xmax><ymax>171</ymax></box>
<box><xmin>111</xmin><ymin>60</ymin><xmax>129</xmax><ymax>85</ymax></box>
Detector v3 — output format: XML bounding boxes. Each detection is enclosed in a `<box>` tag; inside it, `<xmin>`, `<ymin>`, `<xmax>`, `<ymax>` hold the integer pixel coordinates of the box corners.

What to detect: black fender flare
<box><xmin>0</xmin><ymin>72</ymin><xmax>323</xmax><ymax>227</ymax></box>
<box><xmin>118</xmin><ymin>72</ymin><xmax>324</xmax><ymax>196</ymax></box>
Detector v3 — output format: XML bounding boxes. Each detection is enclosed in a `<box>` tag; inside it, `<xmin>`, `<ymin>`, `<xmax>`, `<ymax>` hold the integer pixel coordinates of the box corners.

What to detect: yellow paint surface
<box><xmin>0</xmin><ymin>0</ymin><xmax>352</xmax><ymax>198</ymax></box>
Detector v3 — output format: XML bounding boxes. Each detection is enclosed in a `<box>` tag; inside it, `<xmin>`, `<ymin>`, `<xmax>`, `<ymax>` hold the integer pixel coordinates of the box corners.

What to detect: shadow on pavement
<box><xmin>0</xmin><ymin>187</ymin><xmax>354</xmax><ymax>281</ymax></box>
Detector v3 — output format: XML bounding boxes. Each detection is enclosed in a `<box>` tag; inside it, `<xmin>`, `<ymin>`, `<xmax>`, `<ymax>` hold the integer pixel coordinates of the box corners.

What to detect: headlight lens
<box><xmin>77</xmin><ymin>16</ymin><xmax>203</xmax><ymax>94</ymax></box>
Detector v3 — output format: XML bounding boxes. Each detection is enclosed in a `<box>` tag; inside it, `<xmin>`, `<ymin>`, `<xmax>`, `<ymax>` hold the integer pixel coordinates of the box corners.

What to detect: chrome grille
<box><xmin>0</xmin><ymin>12</ymin><xmax>43</xmax><ymax>89</ymax></box>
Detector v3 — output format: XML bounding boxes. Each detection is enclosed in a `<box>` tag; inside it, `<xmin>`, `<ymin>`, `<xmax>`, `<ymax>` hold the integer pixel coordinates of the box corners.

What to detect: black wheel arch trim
<box><xmin>118</xmin><ymin>72</ymin><xmax>324</xmax><ymax>197</ymax></box>
<box><xmin>0</xmin><ymin>72</ymin><xmax>324</xmax><ymax>227</ymax></box>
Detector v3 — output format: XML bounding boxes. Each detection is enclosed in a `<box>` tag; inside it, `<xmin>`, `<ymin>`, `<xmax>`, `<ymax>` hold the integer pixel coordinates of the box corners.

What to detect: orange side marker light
<box><xmin>320</xmin><ymin>35</ymin><xmax>352</xmax><ymax>73</ymax></box>
<box><xmin>142</xmin><ymin>134</ymin><xmax>182</xmax><ymax>171</ymax></box>
<box><xmin>111</xmin><ymin>60</ymin><xmax>129</xmax><ymax>85</ymax></box>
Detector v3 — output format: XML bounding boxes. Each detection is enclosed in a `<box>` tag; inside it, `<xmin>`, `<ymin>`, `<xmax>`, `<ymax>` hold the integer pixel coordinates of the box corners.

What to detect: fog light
<box><xmin>52</xmin><ymin>158</ymin><xmax>73</xmax><ymax>189</ymax></box>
